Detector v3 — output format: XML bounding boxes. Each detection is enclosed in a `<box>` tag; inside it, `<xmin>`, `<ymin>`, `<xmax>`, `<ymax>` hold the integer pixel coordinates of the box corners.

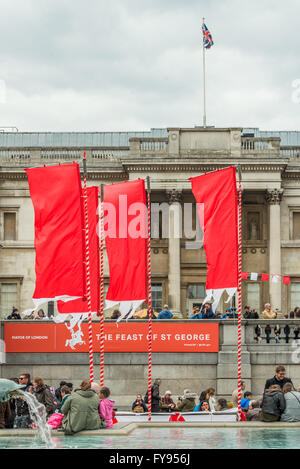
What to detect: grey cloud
<box><xmin>0</xmin><ymin>0</ymin><xmax>299</xmax><ymax>131</ymax></box>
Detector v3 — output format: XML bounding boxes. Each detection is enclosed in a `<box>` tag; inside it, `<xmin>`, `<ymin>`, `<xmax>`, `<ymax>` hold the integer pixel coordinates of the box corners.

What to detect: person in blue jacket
<box><xmin>157</xmin><ymin>305</ymin><xmax>173</xmax><ymax>319</ymax></box>
<box><xmin>190</xmin><ymin>306</ymin><xmax>202</xmax><ymax>319</ymax></box>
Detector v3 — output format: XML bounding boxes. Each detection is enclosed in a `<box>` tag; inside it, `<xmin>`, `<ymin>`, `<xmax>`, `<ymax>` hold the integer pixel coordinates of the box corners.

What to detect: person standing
<box><xmin>99</xmin><ymin>386</ymin><xmax>115</xmax><ymax>429</ymax></box>
<box><xmin>232</xmin><ymin>381</ymin><xmax>246</xmax><ymax>407</ymax></box>
<box><xmin>32</xmin><ymin>377</ymin><xmax>55</xmax><ymax>418</ymax></box>
<box><xmin>262</xmin><ymin>303</ymin><xmax>276</xmax><ymax>319</ymax></box>
<box><xmin>144</xmin><ymin>379</ymin><xmax>161</xmax><ymax>413</ymax></box>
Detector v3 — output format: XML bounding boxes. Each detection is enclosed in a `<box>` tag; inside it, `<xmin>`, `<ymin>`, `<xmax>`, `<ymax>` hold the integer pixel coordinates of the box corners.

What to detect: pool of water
<box><xmin>0</xmin><ymin>428</ymin><xmax>300</xmax><ymax>449</ymax></box>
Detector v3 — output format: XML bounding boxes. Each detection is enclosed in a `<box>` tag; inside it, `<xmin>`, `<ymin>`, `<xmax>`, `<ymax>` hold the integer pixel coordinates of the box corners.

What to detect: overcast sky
<box><xmin>0</xmin><ymin>0</ymin><xmax>299</xmax><ymax>132</ymax></box>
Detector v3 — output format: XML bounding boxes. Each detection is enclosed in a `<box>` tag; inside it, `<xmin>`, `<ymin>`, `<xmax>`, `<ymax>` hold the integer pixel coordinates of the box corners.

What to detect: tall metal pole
<box><xmin>146</xmin><ymin>176</ymin><xmax>152</xmax><ymax>421</ymax></box>
<box><xmin>99</xmin><ymin>184</ymin><xmax>105</xmax><ymax>387</ymax></box>
<box><xmin>82</xmin><ymin>151</ymin><xmax>94</xmax><ymax>382</ymax></box>
<box><xmin>202</xmin><ymin>17</ymin><xmax>207</xmax><ymax>128</ymax></box>
<box><xmin>237</xmin><ymin>165</ymin><xmax>243</xmax><ymax>419</ymax></box>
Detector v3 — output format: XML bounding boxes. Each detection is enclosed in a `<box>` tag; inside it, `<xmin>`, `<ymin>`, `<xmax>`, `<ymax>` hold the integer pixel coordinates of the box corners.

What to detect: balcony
<box><xmin>241</xmin><ymin>137</ymin><xmax>281</xmax><ymax>156</ymax></box>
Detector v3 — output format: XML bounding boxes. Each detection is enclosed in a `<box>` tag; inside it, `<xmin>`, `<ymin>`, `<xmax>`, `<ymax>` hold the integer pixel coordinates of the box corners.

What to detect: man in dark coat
<box><xmin>265</xmin><ymin>365</ymin><xmax>293</xmax><ymax>390</ymax></box>
<box><xmin>144</xmin><ymin>379</ymin><xmax>161</xmax><ymax>413</ymax></box>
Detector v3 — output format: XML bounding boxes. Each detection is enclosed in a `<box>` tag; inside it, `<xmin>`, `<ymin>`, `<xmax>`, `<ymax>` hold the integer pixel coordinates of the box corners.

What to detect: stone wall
<box><xmin>1</xmin><ymin>320</ymin><xmax>300</xmax><ymax>410</ymax></box>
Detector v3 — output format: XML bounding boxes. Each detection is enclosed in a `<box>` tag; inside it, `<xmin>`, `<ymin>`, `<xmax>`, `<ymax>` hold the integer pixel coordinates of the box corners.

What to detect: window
<box><xmin>291</xmin><ymin>283</ymin><xmax>300</xmax><ymax>310</ymax></box>
<box><xmin>293</xmin><ymin>213</ymin><xmax>300</xmax><ymax>239</ymax></box>
<box><xmin>247</xmin><ymin>283</ymin><xmax>260</xmax><ymax>312</ymax></box>
<box><xmin>187</xmin><ymin>284</ymin><xmax>206</xmax><ymax>300</ymax></box>
<box><xmin>3</xmin><ymin>212</ymin><xmax>17</xmax><ymax>240</ymax></box>
<box><xmin>247</xmin><ymin>212</ymin><xmax>260</xmax><ymax>241</ymax></box>
<box><xmin>0</xmin><ymin>283</ymin><xmax>18</xmax><ymax>318</ymax></box>
<box><xmin>152</xmin><ymin>284</ymin><xmax>162</xmax><ymax>312</ymax></box>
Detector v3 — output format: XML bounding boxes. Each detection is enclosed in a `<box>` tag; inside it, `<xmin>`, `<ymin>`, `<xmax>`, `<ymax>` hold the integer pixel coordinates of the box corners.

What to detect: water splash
<box><xmin>18</xmin><ymin>390</ymin><xmax>55</xmax><ymax>449</ymax></box>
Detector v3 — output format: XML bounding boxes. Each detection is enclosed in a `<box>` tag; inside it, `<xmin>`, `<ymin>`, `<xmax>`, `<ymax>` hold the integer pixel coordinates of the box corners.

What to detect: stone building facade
<box><xmin>1</xmin><ymin>126</ymin><xmax>300</xmax><ymax>318</ymax></box>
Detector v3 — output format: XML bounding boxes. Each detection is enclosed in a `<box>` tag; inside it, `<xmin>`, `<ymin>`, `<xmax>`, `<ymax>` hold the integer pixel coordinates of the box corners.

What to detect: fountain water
<box><xmin>18</xmin><ymin>390</ymin><xmax>56</xmax><ymax>448</ymax></box>
<box><xmin>0</xmin><ymin>378</ymin><xmax>55</xmax><ymax>449</ymax></box>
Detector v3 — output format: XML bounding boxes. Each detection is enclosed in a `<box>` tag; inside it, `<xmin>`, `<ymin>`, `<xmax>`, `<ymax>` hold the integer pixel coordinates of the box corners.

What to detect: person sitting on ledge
<box><xmin>160</xmin><ymin>391</ymin><xmax>177</xmax><ymax>413</ymax></box>
<box><xmin>217</xmin><ymin>398</ymin><xmax>228</xmax><ymax>411</ymax></box>
<box><xmin>176</xmin><ymin>389</ymin><xmax>197</xmax><ymax>412</ymax></box>
<box><xmin>157</xmin><ymin>305</ymin><xmax>173</xmax><ymax>319</ymax></box>
<box><xmin>265</xmin><ymin>365</ymin><xmax>293</xmax><ymax>390</ymax></box>
<box><xmin>280</xmin><ymin>382</ymin><xmax>300</xmax><ymax>422</ymax></box>
<box><xmin>259</xmin><ymin>384</ymin><xmax>286</xmax><ymax>422</ymax></box>
<box><xmin>61</xmin><ymin>379</ymin><xmax>105</xmax><ymax>435</ymax></box>
<box><xmin>199</xmin><ymin>400</ymin><xmax>210</xmax><ymax>412</ymax></box>
<box><xmin>241</xmin><ymin>392</ymin><xmax>253</xmax><ymax>411</ymax></box>
<box><xmin>246</xmin><ymin>400</ymin><xmax>262</xmax><ymax>421</ymax></box>
<box><xmin>132</xmin><ymin>394</ymin><xmax>148</xmax><ymax>413</ymax></box>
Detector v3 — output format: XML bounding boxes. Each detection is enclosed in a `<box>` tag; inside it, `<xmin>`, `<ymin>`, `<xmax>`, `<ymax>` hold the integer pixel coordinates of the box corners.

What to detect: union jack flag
<box><xmin>202</xmin><ymin>23</ymin><xmax>214</xmax><ymax>49</ymax></box>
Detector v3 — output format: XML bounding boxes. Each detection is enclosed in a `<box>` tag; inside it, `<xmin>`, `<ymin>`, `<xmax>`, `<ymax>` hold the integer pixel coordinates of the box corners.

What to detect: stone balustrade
<box><xmin>280</xmin><ymin>146</ymin><xmax>300</xmax><ymax>159</ymax></box>
<box><xmin>241</xmin><ymin>137</ymin><xmax>281</xmax><ymax>155</ymax></box>
<box><xmin>0</xmin><ymin>137</ymin><xmax>294</xmax><ymax>166</ymax></box>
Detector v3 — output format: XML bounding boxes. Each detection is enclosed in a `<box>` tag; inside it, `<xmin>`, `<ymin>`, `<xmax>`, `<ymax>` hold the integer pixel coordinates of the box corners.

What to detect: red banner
<box><xmin>4</xmin><ymin>323</ymin><xmax>219</xmax><ymax>353</ymax></box>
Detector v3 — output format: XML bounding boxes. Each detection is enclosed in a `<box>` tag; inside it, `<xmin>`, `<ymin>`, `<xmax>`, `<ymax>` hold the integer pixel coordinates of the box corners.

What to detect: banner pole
<box><xmin>146</xmin><ymin>176</ymin><xmax>152</xmax><ymax>422</ymax></box>
<box><xmin>202</xmin><ymin>17</ymin><xmax>207</xmax><ymax>128</ymax></box>
<box><xmin>82</xmin><ymin>151</ymin><xmax>94</xmax><ymax>382</ymax></box>
<box><xmin>237</xmin><ymin>165</ymin><xmax>243</xmax><ymax>419</ymax></box>
<box><xmin>99</xmin><ymin>184</ymin><xmax>105</xmax><ymax>387</ymax></box>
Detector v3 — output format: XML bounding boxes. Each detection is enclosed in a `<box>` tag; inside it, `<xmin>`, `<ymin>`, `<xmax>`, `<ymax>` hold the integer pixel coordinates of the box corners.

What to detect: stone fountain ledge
<box><xmin>1</xmin><ymin>421</ymin><xmax>300</xmax><ymax>437</ymax></box>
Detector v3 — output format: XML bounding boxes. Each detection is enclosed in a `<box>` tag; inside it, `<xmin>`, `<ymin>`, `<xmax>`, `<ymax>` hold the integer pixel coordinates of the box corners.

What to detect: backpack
<box><xmin>133</xmin><ymin>405</ymin><xmax>145</xmax><ymax>413</ymax></box>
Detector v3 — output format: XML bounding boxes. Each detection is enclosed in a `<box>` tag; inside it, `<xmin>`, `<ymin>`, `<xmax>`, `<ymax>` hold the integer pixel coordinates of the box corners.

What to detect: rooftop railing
<box><xmin>241</xmin><ymin>137</ymin><xmax>281</xmax><ymax>156</ymax></box>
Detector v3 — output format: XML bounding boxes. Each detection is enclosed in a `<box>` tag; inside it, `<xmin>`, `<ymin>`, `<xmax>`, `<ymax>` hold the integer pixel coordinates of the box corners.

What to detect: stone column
<box><xmin>265</xmin><ymin>189</ymin><xmax>283</xmax><ymax>310</ymax></box>
<box><xmin>166</xmin><ymin>190</ymin><xmax>182</xmax><ymax>313</ymax></box>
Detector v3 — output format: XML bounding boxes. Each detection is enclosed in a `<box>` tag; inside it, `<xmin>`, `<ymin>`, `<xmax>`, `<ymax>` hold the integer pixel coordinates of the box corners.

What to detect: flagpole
<box><xmin>146</xmin><ymin>176</ymin><xmax>152</xmax><ymax>422</ymax></box>
<box><xmin>99</xmin><ymin>184</ymin><xmax>105</xmax><ymax>387</ymax></box>
<box><xmin>202</xmin><ymin>17</ymin><xmax>207</xmax><ymax>128</ymax></box>
<box><xmin>82</xmin><ymin>151</ymin><xmax>94</xmax><ymax>382</ymax></box>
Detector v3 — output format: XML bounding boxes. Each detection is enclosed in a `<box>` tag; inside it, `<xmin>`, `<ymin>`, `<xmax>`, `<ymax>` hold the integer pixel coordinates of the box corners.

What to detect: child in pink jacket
<box><xmin>99</xmin><ymin>387</ymin><xmax>115</xmax><ymax>429</ymax></box>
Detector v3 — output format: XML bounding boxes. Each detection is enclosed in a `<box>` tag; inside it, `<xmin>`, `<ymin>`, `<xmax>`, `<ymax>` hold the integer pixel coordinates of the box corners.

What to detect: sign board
<box><xmin>4</xmin><ymin>322</ymin><xmax>219</xmax><ymax>353</ymax></box>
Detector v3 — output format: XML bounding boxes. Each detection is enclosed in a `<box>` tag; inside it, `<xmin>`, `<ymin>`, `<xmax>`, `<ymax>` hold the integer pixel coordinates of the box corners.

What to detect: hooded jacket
<box><xmin>33</xmin><ymin>384</ymin><xmax>55</xmax><ymax>417</ymax></box>
<box><xmin>261</xmin><ymin>388</ymin><xmax>286</xmax><ymax>418</ymax></box>
<box><xmin>99</xmin><ymin>398</ymin><xmax>115</xmax><ymax>428</ymax></box>
<box><xmin>61</xmin><ymin>389</ymin><xmax>105</xmax><ymax>435</ymax></box>
<box><xmin>281</xmin><ymin>391</ymin><xmax>300</xmax><ymax>422</ymax></box>
<box><xmin>176</xmin><ymin>393</ymin><xmax>198</xmax><ymax>412</ymax></box>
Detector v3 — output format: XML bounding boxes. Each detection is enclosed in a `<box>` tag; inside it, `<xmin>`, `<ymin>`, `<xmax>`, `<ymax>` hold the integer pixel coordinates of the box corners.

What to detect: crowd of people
<box><xmin>1</xmin><ymin>365</ymin><xmax>300</xmax><ymax>433</ymax></box>
<box><xmin>0</xmin><ymin>374</ymin><xmax>114</xmax><ymax>435</ymax></box>
<box><xmin>5</xmin><ymin>302</ymin><xmax>300</xmax><ymax>322</ymax></box>
<box><xmin>129</xmin><ymin>366</ymin><xmax>300</xmax><ymax>423</ymax></box>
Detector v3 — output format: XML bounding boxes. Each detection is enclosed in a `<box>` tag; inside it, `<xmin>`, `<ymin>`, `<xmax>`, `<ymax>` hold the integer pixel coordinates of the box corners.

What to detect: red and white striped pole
<box><xmin>82</xmin><ymin>151</ymin><xmax>94</xmax><ymax>382</ymax></box>
<box><xmin>99</xmin><ymin>184</ymin><xmax>105</xmax><ymax>387</ymax></box>
<box><xmin>146</xmin><ymin>176</ymin><xmax>152</xmax><ymax>421</ymax></box>
<box><xmin>237</xmin><ymin>165</ymin><xmax>243</xmax><ymax>419</ymax></box>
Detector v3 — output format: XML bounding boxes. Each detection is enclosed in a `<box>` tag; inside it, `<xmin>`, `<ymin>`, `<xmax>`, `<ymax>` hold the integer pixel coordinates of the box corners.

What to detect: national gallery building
<box><xmin>1</xmin><ymin>126</ymin><xmax>300</xmax><ymax>318</ymax></box>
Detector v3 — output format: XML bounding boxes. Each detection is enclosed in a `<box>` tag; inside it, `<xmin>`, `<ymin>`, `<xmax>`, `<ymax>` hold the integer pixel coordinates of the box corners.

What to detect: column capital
<box><xmin>166</xmin><ymin>189</ymin><xmax>183</xmax><ymax>205</ymax></box>
<box><xmin>265</xmin><ymin>189</ymin><xmax>284</xmax><ymax>205</ymax></box>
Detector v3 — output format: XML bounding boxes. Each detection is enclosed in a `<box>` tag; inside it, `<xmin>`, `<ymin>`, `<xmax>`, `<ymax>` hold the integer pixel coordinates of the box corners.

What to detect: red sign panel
<box><xmin>4</xmin><ymin>322</ymin><xmax>219</xmax><ymax>353</ymax></box>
